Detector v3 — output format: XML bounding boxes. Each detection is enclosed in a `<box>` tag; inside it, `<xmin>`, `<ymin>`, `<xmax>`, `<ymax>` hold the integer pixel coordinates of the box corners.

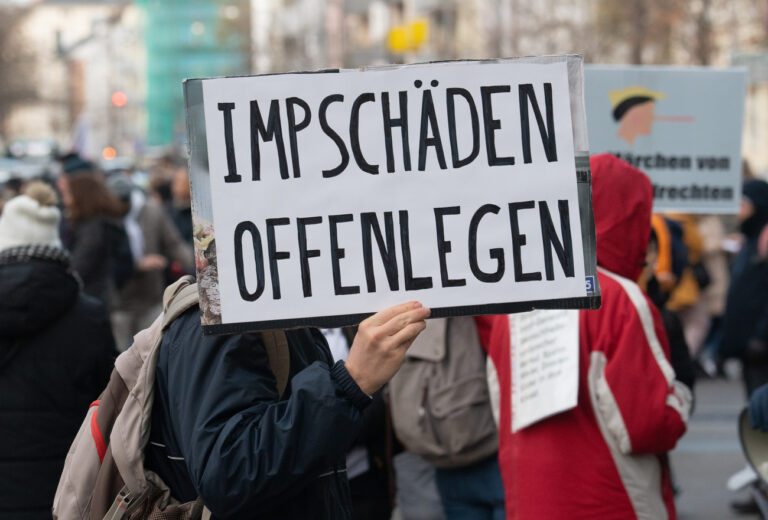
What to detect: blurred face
<box><xmin>638</xmin><ymin>237</ymin><xmax>658</xmax><ymax>288</ymax></box>
<box><xmin>646</xmin><ymin>239</ymin><xmax>658</xmax><ymax>272</ymax></box>
<box><xmin>739</xmin><ymin>198</ymin><xmax>755</xmax><ymax>224</ymax></box>
<box><xmin>623</xmin><ymin>101</ymin><xmax>656</xmax><ymax>136</ymax></box>
<box><xmin>172</xmin><ymin>168</ymin><xmax>191</xmax><ymax>205</ymax></box>
<box><xmin>57</xmin><ymin>175</ymin><xmax>73</xmax><ymax>209</ymax></box>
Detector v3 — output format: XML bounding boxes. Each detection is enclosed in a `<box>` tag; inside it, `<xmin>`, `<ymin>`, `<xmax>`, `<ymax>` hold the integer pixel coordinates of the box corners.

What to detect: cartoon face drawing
<box><xmin>609</xmin><ymin>86</ymin><xmax>667</xmax><ymax>146</ymax></box>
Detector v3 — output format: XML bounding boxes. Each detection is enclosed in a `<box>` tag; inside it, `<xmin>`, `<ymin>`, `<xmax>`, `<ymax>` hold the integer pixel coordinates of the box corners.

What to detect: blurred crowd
<box><xmin>0</xmin><ymin>148</ymin><xmax>768</xmax><ymax>520</ymax></box>
<box><xmin>0</xmin><ymin>153</ymin><xmax>195</xmax><ymax>349</ymax></box>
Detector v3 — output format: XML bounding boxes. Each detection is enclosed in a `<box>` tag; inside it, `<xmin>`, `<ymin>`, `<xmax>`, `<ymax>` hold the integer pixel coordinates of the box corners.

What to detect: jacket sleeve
<box><xmin>78</xmin><ymin>297</ymin><xmax>117</xmax><ymax>398</ymax></box>
<box><xmin>592</xmin><ymin>280</ymin><xmax>691</xmax><ymax>456</ymax></box>
<box><xmin>164</xmin><ymin>321</ymin><xmax>369</xmax><ymax>518</ymax></box>
<box><xmin>473</xmin><ymin>316</ymin><xmax>497</xmax><ymax>354</ymax></box>
<box><xmin>92</xmin><ymin>304</ymin><xmax>117</xmax><ymax>392</ymax></box>
<box><xmin>157</xmin><ymin>206</ymin><xmax>194</xmax><ymax>273</ymax></box>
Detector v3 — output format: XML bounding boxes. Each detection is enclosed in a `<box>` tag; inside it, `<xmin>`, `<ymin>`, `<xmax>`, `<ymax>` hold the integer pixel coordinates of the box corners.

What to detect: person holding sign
<box><xmin>177</xmin><ymin>56</ymin><xmax>600</xmax><ymax>518</ymax></box>
<box><xmin>478</xmin><ymin>154</ymin><xmax>692</xmax><ymax>519</ymax></box>
<box><xmin>141</xmin><ymin>300</ymin><xmax>429</xmax><ymax>520</ymax></box>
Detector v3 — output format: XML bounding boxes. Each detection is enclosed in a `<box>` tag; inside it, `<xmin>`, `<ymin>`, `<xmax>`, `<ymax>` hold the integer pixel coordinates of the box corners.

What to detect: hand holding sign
<box><xmin>345</xmin><ymin>301</ymin><xmax>430</xmax><ymax>395</ymax></box>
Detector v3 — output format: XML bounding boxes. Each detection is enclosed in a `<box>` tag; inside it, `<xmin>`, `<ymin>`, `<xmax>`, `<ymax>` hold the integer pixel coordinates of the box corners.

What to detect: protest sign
<box><xmin>184</xmin><ymin>56</ymin><xmax>600</xmax><ymax>334</ymax></box>
<box><xmin>585</xmin><ymin>65</ymin><xmax>746</xmax><ymax>214</ymax></box>
<box><xmin>511</xmin><ymin>309</ymin><xmax>579</xmax><ymax>432</ymax></box>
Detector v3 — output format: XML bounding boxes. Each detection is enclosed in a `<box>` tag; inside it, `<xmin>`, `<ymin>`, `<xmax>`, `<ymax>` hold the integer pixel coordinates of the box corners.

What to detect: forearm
<box><xmin>189</xmin><ymin>361</ymin><xmax>368</xmax><ymax>517</ymax></box>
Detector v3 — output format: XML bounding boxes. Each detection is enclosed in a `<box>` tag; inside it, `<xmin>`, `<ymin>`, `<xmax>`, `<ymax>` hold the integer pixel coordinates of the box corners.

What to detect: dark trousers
<box><xmin>434</xmin><ymin>456</ymin><xmax>505</xmax><ymax>520</ymax></box>
<box><xmin>349</xmin><ymin>469</ymin><xmax>391</xmax><ymax>520</ymax></box>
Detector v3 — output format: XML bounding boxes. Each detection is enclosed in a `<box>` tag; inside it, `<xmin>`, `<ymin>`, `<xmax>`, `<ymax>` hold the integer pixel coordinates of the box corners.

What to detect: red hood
<box><xmin>590</xmin><ymin>154</ymin><xmax>653</xmax><ymax>281</ymax></box>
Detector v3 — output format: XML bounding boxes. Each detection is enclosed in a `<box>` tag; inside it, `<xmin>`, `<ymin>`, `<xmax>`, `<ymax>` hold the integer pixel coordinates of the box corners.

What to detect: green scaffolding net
<box><xmin>136</xmin><ymin>0</ymin><xmax>250</xmax><ymax>147</ymax></box>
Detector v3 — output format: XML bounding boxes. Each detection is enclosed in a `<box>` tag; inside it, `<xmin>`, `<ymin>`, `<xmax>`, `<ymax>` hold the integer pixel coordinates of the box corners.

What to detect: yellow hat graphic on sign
<box><xmin>609</xmin><ymin>86</ymin><xmax>667</xmax><ymax>121</ymax></box>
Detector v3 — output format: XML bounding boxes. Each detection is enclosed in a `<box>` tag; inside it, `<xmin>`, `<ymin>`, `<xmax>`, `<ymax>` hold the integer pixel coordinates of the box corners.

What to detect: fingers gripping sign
<box><xmin>345</xmin><ymin>302</ymin><xmax>430</xmax><ymax>395</ymax></box>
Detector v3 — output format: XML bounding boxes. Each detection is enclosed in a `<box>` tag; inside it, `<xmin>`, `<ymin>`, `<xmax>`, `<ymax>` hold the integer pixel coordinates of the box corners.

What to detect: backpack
<box><xmin>389</xmin><ymin>317</ymin><xmax>498</xmax><ymax>469</ymax></box>
<box><xmin>53</xmin><ymin>275</ymin><xmax>291</xmax><ymax>520</ymax></box>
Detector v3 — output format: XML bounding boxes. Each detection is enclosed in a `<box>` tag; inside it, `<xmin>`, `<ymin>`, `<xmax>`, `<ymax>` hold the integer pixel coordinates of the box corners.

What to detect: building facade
<box><xmin>7</xmin><ymin>0</ymin><xmax>144</xmax><ymax>162</ymax></box>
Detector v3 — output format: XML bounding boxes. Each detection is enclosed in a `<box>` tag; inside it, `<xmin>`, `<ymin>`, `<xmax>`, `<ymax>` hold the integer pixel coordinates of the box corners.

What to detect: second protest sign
<box><xmin>585</xmin><ymin>65</ymin><xmax>746</xmax><ymax>214</ymax></box>
<box><xmin>185</xmin><ymin>56</ymin><xmax>599</xmax><ymax>334</ymax></box>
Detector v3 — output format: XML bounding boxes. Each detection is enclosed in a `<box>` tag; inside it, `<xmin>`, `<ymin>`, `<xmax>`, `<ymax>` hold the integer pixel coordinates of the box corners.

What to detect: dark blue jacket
<box><xmin>722</xmin><ymin>180</ymin><xmax>768</xmax><ymax>360</ymax></box>
<box><xmin>722</xmin><ymin>235</ymin><xmax>768</xmax><ymax>357</ymax></box>
<box><xmin>145</xmin><ymin>309</ymin><xmax>371</xmax><ymax>519</ymax></box>
<box><xmin>0</xmin><ymin>251</ymin><xmax>115</xmax><ymax>520</ymax></box>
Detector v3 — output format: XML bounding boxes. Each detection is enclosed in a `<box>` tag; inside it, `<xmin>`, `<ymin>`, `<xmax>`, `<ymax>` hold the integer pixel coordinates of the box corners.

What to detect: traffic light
<box><xmin>111</xmin><ymin>91</ymin><xmax>128</xmax><ymax>107</ymax></box>
<box><xmin>102</xmin><ymin>147</ymin><xmax>117</xmax><ymax>160</ymax></box>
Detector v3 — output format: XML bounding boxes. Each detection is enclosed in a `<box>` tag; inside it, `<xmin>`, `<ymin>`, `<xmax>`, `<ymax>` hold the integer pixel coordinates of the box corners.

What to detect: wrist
<box><xmin>343</xmin><ymin>360</ymin><xmax>376</xmax><ymax>396</ymax></box>
<box><xmin>332</xmin><ymin>361</ymin><xmax>372</xmax><ymax>410</ymax></box>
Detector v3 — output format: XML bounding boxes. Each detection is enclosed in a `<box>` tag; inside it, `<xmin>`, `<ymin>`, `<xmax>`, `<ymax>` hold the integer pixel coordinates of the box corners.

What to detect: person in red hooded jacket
<box><xmin>476</xmin><ymin>154</ymin><xmax>692</xmax><ymax>519</ymax></box>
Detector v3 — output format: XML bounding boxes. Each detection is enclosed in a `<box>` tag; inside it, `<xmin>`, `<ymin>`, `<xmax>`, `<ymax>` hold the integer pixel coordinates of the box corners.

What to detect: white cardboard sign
<box><xmin>184</xmin><ymin>57</ymin><xmax>600</xmax><ymax>334</ymax></box>
<box><xmin>511</xmin><ymin>309</ymin><xmax>580</xmax><ymax>432</ymax></box>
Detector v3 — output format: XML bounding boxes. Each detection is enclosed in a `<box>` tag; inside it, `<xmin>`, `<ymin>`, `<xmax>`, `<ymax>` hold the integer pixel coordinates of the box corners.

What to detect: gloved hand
<box><xmin>749</xmin><ymin>384</ymin><xmax>768</xmax><ymax>432</ymax></box>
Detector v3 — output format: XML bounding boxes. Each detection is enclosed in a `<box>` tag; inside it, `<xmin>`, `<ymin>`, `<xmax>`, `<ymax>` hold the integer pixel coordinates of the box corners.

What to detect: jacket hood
<box><xmin>590</xmin><ymin>154</ymin><xmax>653</xmax><ymax>281</ymax></box>
<box><xmin>741</xmin><ymin>180</ymin><xmax>768</xmax><ymax>238</ymax></box>
<box><xmin>0</xmin><ymin>258</ymin><xmax>79</xmax><ymax>337</ymax></box>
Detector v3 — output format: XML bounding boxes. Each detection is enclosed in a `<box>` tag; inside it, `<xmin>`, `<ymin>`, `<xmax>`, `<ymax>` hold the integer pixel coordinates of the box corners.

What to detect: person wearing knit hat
<box><xmin>0</xmin><ymin>182</ymin><xmax>116</xmax><ymax>520</ymax></box>
<box><xmin>0</xmin><ymin>182</ymin><xmax>63</xmax><ymax>251</ymax></box>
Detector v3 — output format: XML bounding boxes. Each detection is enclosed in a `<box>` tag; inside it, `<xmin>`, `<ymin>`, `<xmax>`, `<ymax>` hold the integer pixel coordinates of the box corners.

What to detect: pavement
<box><xmin>672</xmin><ymin>375</ymin><xmax>761</xmax><ymax>520</ymax></box>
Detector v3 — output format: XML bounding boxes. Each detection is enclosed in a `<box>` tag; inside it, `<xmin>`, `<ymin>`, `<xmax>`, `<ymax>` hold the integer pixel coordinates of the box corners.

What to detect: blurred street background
<box><xmin>1</xmin><ymin>0</ymin><xmax>768</xmax><ymax>176</ymax></box>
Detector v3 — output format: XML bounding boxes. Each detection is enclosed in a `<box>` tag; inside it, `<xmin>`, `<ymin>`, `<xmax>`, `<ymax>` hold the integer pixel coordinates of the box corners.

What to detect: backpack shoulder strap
<box><xmin>162</xmin><ymin>276</ymin><xmax>290</xmax><ymax>397</ymax></box>
<box><xmin>162</xmin><ymin>275</ymin><xmax>199</xmax><ymax>329</ymax></box>
<box><xmin>260</xmin><ymin>330</ymin><xmax>291</xmax><ymax>398</ymax></box>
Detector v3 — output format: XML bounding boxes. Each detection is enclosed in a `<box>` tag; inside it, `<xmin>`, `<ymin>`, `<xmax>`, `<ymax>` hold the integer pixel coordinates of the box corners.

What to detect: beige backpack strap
<box><xmin>260</xmin><ymin>330</ymin><xmax>291</xmax><ymax>398</ymax></box>
<box><xmin>201</xmin><ymin>506</ymin><xmax>212</xmax><ymax>520</ymax></box>
<box><xmin>163</xmin><ymin>275</ymin><xmax>195</xmax><ymax>308</ymax></box>
<box><xmin>162</xmin><ymin>276</ymin><xmax>199</xmax><ymax>329</ymax></box>
<box><xmin>161</xmin><ymin>277</ymin><xmax>289</xmax><ymax>397</ymax></box>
